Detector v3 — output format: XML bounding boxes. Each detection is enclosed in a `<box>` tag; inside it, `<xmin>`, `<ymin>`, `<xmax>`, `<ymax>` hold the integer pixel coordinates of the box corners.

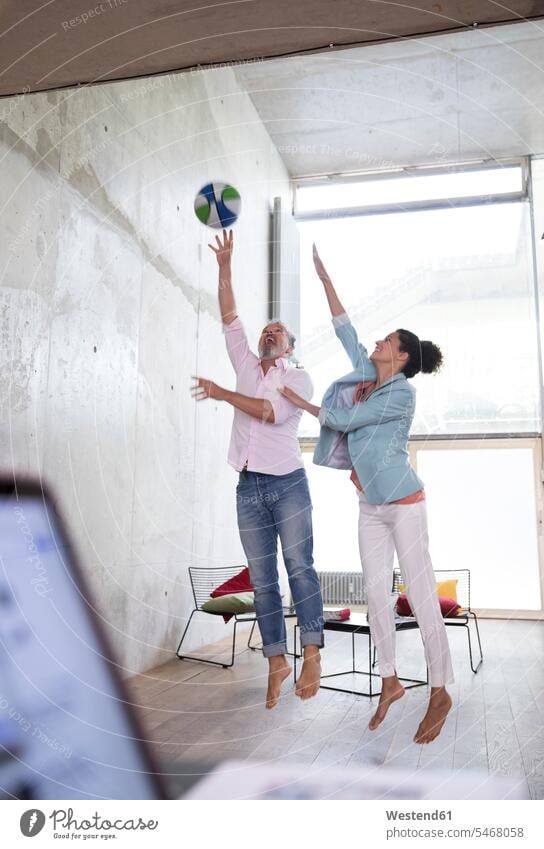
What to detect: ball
<box><xmin>194</xmin><ymin>181</ymin><xmax>241</xmax><ymax>228</ymax></box>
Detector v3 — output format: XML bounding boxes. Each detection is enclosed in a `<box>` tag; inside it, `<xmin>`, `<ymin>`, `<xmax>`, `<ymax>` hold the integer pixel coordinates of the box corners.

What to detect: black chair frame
<box><xmin>176</xmin><ymin>566</ymin><xmax>298</xmax><ymax>669</ymax></box>
<box><xmin>371</xmin><ymin>568</ymin><xmax>483</xmax><ymax>674</ymax></box>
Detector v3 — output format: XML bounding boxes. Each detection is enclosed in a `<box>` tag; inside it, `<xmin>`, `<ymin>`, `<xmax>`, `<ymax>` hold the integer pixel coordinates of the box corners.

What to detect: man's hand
<box><xmin>191</xmin><ymin>376</ymin><xmax>226</xmax><ymax>402</ymax></box>
<box><xmin>209</xmin><ymin>229</ymin><xmax>233</xmax><ymax>268</ymax></box>
<box><xmin>312</xmin><ymin>243</ymin><xmax>331</xmax><ymax>283</ymax></box>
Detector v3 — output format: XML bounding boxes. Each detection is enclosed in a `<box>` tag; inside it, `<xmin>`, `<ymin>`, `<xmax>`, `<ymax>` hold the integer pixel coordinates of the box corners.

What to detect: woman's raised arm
<box><xmin>313</xmin><ymin>244</ymin><xmax>347</xmax><ymax>318</ymax></box>
<box><xmin>313</xmin><ymin>243</ymin><xmax>375</xmax><ymax>375</ymax></box>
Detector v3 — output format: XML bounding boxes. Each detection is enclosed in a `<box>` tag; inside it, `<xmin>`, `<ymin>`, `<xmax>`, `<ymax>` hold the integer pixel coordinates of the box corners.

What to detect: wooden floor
<box><xmin>128</xmin><ymin>619</ymin><xmax>544</xmax><ymax>799</ymax></box>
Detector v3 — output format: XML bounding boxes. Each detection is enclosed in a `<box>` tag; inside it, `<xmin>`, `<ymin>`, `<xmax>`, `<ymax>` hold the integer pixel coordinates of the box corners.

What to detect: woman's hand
<box><xmin>279</xmin><ymin>385</ymin><xmax>321</xmax><ymax>418</ymax></box>
<box><xmin>208</xmin><ymin>229</ymin><xmax>233</xmax><ymax>268</ymax></box>
<box><xmin>191</xmin><ymin>376</ymin><xmax>226</xmax><ymax>401</ymax></box>
<box><xmin>312</xmin><ymin>243</ymin><xmax>331</xmax><ymax>283</ymax></box>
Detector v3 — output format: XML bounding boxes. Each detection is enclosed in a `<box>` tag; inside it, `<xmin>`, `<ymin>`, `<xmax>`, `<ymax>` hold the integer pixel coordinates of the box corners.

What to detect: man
<box><xmin>191</xmin><ymin>229</ymin><xmax>324</xmax><ymax>709</ymax></box>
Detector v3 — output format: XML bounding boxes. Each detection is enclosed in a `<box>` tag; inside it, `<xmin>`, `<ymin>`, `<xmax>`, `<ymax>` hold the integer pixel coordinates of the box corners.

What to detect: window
<box><xmin>415</xmin><ymin>443</ymin><xmax>542</xmax><ymax>611</ymax></box>
<box><xmin>296</xmin><ymin>164</ymin><xmax>524</xmax><ymax>215</ymax></box>
<box><xmin>296</xmin><ymin>162</ymin><xmax>540</xmax><ymax>437</ymax></box>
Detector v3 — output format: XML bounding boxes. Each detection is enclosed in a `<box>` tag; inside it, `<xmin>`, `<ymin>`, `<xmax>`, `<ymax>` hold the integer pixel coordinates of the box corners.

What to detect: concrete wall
<box><xmin>0</xmin><ymin>67</ymin><xmax>292</xmax><ymax>674</ymax></box>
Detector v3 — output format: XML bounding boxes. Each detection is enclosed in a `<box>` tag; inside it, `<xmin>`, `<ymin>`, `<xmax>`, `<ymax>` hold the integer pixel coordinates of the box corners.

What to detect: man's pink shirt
<box><xmin>223</xmin><ymin>317</ymin><xmax>313</xmax><ymax>475</ymax></box>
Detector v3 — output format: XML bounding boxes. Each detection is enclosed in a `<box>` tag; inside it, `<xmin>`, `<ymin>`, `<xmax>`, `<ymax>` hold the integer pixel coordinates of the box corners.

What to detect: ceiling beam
<box><xmin>1</xmin><ymin>1</ymin><xmax>544</xmax><ymax>98</ymax></box>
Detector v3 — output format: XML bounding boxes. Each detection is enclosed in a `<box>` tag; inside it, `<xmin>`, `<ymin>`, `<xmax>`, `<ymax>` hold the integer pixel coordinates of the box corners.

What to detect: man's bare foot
<box><xmin>295</xmin><ymin>646</ymin><xmax>321</xmax><ymax>700</ymax></box>
<box><xmin>266</xmin><ymin>656</ymin><xmax>292</xmax><ymax>709</ymax></box>
<box><xmin>368</xmin><ymin>675</ymin><xmax>405</xmax><ymax>730</ymax></box>
<box><xmin>414</xmin><ymin>687</ymin><xmax>452</xmax><ymax>743</ymax></box>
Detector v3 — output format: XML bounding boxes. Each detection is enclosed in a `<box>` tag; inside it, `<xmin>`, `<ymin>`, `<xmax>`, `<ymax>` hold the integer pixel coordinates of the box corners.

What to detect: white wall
<box><xmin>0</xmin><ymin>66</ymin><xmax>291</xmax><ymax>674</ymax></box>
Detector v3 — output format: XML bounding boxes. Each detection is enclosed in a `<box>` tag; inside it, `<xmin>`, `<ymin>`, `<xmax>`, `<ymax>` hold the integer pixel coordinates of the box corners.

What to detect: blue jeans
<box><xmin>236</xmin><ymin>468</ymin><xmax>324</xmax><ymax>657</ymax></box>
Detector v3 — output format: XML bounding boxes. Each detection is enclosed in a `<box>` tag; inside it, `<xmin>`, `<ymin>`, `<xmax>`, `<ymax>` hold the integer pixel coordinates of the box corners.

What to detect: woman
<box><xmin>279</xmin><ymin>245</ymin><xmax>453</xmax><ymax>744</ymax></box>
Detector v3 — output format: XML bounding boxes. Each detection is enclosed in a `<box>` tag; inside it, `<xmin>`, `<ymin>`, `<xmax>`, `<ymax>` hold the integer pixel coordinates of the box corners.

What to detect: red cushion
<box><xmin>439</xmin><ymin>596</ymin><xmax>461</xmax><ymax>617</ymax></box>
<box><xmin>210</xmin><ymin>567</ymin><xmax>253</xmax><ymax>598</ymax></box>
<box><xmin>396</xmin><ymin>593</ymin><xmax>412</xmax><ymax>616</ymax></box>
<box><xmin>395</xmin><ymin>593</ymin><xmax>460</xmax><ymax>618</ymax></box>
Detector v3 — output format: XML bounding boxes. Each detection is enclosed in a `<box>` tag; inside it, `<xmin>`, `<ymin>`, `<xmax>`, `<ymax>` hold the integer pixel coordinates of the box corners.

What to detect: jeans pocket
<box><xmin>236</xmin><ymin>472</ymin><xmax>250</xmax><ymax>491</ymax></box>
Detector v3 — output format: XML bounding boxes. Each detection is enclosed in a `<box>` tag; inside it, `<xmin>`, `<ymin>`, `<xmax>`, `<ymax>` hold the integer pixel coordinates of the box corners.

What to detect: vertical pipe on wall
<box><xmin>270</xmin><ymin>197</ymin><xmax>282</xmax><ymax>321</ymax></box>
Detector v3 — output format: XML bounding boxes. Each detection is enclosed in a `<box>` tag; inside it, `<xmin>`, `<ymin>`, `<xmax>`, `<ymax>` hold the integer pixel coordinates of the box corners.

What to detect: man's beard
<box><xmin>258</xmin><ymin>342</ymin><xmax>284</xmax><ymax>359</ymax></box>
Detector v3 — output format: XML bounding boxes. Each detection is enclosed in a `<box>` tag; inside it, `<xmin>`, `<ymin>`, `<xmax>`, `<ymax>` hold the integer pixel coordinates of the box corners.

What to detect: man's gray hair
<box><xmin>269</xmin><ymin>318</ymin><xmax>296</xmax><ymax>350</ymax></box>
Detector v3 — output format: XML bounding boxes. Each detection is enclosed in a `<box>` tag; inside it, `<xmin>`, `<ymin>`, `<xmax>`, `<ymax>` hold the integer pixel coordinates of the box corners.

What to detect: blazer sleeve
<box><xmin>319</xmin><ymin>384</ymin><xmax>414</xmax><ymax>433</ymax></box>
<box><xmin>332</xmin><ymin>313</ymin><xmax>376</xmax><ymax>377</ymax></box>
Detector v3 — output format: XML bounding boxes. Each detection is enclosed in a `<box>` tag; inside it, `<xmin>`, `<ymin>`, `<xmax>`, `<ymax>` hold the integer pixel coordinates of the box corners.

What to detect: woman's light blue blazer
<box><xmin>313</xmin><ymin>313</ymin><xmax>424</xmax><ymax>505</ymax></box>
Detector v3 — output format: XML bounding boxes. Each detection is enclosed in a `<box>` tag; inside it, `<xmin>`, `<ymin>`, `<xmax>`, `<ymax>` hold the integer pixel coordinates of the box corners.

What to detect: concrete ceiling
<box><xmin>234</xmin><ymin>20</ymin><xmax>544</xmax><ymax>175</ymax></box>
<box><xmin>1</xmin><ymin>1</ymin><xmax>543</xmax><ymax>98</ymax></box>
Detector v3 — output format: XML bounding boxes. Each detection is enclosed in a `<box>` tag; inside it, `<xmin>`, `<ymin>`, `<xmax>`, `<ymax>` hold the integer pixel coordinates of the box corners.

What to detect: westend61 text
<box><xmin>386</xmin><ymin>810</ymin><xmax>452</xmax><ymax>821</ymax></box>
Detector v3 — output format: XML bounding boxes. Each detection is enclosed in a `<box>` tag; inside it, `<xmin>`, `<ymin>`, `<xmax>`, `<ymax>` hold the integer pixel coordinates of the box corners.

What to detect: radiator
<box><xmin>318</xmin><ymin>571</ymin><xmax>366</xmax><ymax>606</ymax></box>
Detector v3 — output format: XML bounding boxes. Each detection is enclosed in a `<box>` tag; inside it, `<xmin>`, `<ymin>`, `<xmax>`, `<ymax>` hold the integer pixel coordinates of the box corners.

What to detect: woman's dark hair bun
<box><xmin>420</xmin><ymin>340</ymin><xmax>443</xmax><ymax>375</ymax></box>
<box><xmin>397</xmin><ymin>329</ymin><xmax>443</xmax><ymax>378</ymax></box>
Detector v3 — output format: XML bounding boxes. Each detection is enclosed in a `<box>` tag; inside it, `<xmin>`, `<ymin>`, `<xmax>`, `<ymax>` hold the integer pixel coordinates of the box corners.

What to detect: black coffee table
<box><xmin>293</xmin><ymin>612</ymin><xmax>428</xmax><ymax>697</ymax></box>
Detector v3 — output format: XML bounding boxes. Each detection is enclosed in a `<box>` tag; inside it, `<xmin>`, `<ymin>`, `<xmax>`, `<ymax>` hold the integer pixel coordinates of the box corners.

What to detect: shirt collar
<box><xmin>259</xmin><ymin>356</ymin><xmax>289</xmax><ymax>373</ymax></box>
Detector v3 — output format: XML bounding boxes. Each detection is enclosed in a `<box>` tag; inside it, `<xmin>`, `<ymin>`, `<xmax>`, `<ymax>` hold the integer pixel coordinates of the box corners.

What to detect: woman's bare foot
<box><xmin>368</xmin><ymin>675</ymin><xmax>405</xmax><ymax>730</ymax></box>
<box><xmin>266</xmin><ymin>656</ymin><xmax>292</xmax><ymax>709</ymax></box>
<box><xmin>295</xmin><ymin>646</ymin><xmax>321</xmax><ymax>700</ymax></box>
<box><xmin>414</xmin><ymin>687</ymin><xmax>452</xmax><ymax>743</ymax></box>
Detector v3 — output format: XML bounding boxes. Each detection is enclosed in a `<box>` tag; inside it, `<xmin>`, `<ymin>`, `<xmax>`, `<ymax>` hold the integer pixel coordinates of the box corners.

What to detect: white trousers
<box><xmin>357</xmin><ymin>491</ymin><xmax>454</xmax><ymax>687</ymax></box>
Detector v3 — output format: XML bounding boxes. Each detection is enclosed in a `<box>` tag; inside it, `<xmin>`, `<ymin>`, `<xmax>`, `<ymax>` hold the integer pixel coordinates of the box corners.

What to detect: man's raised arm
<box><xmin>209</xmin><ymin>229</ymin><xmax>237</xmax><ymax>325</ymax></box>
<box><xmin>209</xmin><ymin>229</ymin><xmax>253</xmax><ymax>373</ymax></box>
